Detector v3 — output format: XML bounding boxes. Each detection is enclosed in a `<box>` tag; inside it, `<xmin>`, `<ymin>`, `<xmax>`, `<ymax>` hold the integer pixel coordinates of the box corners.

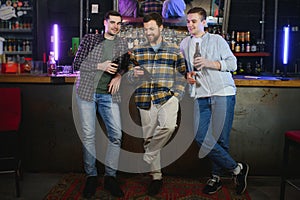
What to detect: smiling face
<box><xmin>143</xmin><ymin>20</ymin><xmax>163</xmax><ymax>46</ymax></box>
<box><xmin>186</xmin><ymin>13</ymin><xmax>206</xmax><ymax>37</ymax></box>
<box><xmin>104</xmin><ymin>15</ymin><xmax>122</xmax><ymax>36</ymax></box>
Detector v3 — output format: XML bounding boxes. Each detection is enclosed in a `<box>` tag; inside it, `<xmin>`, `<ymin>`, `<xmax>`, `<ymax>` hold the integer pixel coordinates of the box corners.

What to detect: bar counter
<box><xmin>1</xmin><ymin>73</ymin><xmax>300</xmax><ymax>176</ymax></box>
<box><xmin>1</xmin><ymin>73</ymin><xmax>300</xmax><ymax>87</ymax></box>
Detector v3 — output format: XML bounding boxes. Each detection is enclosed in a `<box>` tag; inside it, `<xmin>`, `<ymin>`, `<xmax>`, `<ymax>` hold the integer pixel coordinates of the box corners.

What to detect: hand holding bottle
<box><xmin>97</xmin><ymin>60</ymin><xmax>118</xmax><ymax>74</ymax></box>
<box><xmin>133</xmin><ymin>66</ymin><xmax>144</xmax><ymax>77</ymax></box>
<box><xmin>193</xmin><ymin>57</ymin><xmax>221</xmax><ymax>71</ymax></box>
<box><xmin>186</xmin><ymin>71</ymin><xmax>197</xmax><ymax>84</ymax></box>
<box><xmin>128</xmin><ymin>51</ymin><xmax>152</xmax><ymax>79</ymax></box>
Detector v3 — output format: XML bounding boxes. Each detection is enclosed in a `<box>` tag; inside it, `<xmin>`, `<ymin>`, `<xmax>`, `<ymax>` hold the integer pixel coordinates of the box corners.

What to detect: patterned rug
<box><xmin>43</xmin><ymin>173</ymin><xmax>251</xmax><ymax>200</ymax></box>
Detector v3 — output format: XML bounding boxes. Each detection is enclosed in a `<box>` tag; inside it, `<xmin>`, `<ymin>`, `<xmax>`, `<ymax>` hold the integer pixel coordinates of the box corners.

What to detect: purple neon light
<box><xmin>283</xmin><ymin>26</ymin><xmax>289</xmax><ymax>65</ymax></box>
<box><xmin>53</xmin><ymin>24</ymin><xmax>59</xmax><ymax>61</ymax></box>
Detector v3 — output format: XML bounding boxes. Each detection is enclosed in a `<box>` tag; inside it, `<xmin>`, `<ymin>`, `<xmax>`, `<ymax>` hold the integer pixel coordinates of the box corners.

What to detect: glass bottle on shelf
<box><xmin>237</xmin><ymin>62</ymin><xmax>244</xmax><ymax>75</ymax></box>
<box><xmin>245</xmin><ymin>62</ymin><xmax>252</xmax><ymax>74</ymax></box>
<box><xmin>133</xmin><ymin>30</ymin><xmax>139</xmax><ymax>47</ymax></box>
<box><xmin>127</xmin><ymin>38</ymin><xmax>134</xmax><ymax>50</ymax></box>
<box><xmin>47</xmin><ymin>51</ymin><xmax>57</xmax><ymax>76</ymax></box>
<box><xmin>240</xmin><ymin>32</ymin><xmax>245</xmax><ymax>52</ymax></box>
<box><xmin>251</xmin><ymin>38</ymin><xmax>257</xmax><ymax>52</ymax></box>
<box><xmin>254</xmin><ymin>61</ymin><xmax>261</xmax><ymax>75</ymax></box>
<box><xmin>230</xmin><ymin>31</ymin><xmax>236</xmax><ymax>52</ymax></box>
<box><xmin>235</xmin><ymin>32</ymin><xmax>241</xmax><ymax>52</ymax></box>
<box><xmin>245</xmin><ymin>31</ymin><xmax>251</xmax><ymax>52</ymax></box>
<box><xmin>23</xmin><ymin>57</ymin><xmax>32</xmax><ymax>73</ymax></box>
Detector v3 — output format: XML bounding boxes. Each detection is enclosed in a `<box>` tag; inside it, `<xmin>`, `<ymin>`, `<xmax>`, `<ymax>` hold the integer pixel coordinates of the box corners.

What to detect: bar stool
<box><xmin>280</xmin><ymin>130</ymin><xmax>300</xmax><ymax>200</ymax></box>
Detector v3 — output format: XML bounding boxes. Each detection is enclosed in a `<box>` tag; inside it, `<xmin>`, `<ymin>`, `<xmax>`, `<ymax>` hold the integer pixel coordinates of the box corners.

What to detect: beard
<box><xmin>146</xmin><ymin>33</ymin><xmax>160</xmax><ymax>43</ymax></box>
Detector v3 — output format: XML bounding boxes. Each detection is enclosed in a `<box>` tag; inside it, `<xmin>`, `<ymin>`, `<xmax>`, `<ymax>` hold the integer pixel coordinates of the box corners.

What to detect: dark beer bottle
<box><xmin>193</xmin><ymin>42</ymin><xmax>201</xmax><ymax>71</ymax></box>
<box><xmin>128</xmin><ymin>51</ymin><xmax>152</xmax><ymax>80</ymax></box>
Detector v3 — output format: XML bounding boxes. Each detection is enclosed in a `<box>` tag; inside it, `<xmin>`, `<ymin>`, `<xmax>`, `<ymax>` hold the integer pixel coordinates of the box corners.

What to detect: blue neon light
<box><xmin>283</xmin><ymin>26</ymin><xmax>289</xmax><ymax>65</ymax></box>
<box><xmin>53</xmin><ymin>24</ymin><xmax>59</xmax><ymax>61</ymax></box>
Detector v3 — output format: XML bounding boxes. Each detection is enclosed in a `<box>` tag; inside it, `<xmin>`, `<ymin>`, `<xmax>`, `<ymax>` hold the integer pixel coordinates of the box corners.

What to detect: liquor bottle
<box><xmin>237</xmin><ymin>62</ymin><xmax>244</xmax><ymax>75</ymax></box>
<box><xmin>230</xmin><ymin>31</ymin><xmax>236</xmax><ymax>52</ymax></box>
<box><xmin>235</xmin><ymin>32</ymin><xmax>241</xmax><ymax>52</ymax></box>
<box><xmin>245</xmin><ymin>62</ymin><xmax>252</xmax><ymax>74</ymax></box>
<box><xmin>133</xmin><ymin>31</ymin><xmax>139</xmax><ymax>47</ymax></box>
<box><xmin>241</xmin><ymin>43</ymin><xmax>245</xmax><ymax>53</ymax></box>
<box><xmin>127</xmin><ymin>38</ymin><xmax>134</xmax><ymax>50</ymax></box>
<box><xmin>240</xmin><ymin>32</ymin><xmax>245</xmax><ymax>52</ymax></box>
<box><xmin>47</xmin><ymin>51</ymin><xmax>57</xmax><ymax>76</ymax></box>
<box><xmin>254</xmin><ymin>61</ymin><xmax>261</xmax><ymax>75</ymax></box>
<box><xmin>245</xmin><ymin>31</ymin><xmax>251</xmax><ymax>53</ymax></box>
<box><xmin>2</xmin><ymin>40</ymin><xmax>7</xmax><ymax>52</ymax></box>
<box><xmin>8</xmin><ymin>39</ymin><xmax>12</xmax><ymax>52</ymax></box>
<box><xmin>23</xmin><ymin>57</ymin><xmax>32</xmax><ymax>73</ymax></box>
<box><xmin>251</xmin><ymin>38</ymin><xmax>257</xmax><ymax>52</ymax></box>
<box><xmin>193</xmin><ymin>42</ymin><xmax>201</xmax><ymax>71</ymax></box>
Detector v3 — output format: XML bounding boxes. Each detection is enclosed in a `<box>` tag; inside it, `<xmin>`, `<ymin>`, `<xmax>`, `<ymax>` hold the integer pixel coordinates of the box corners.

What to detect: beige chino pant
<box><xmin>139</xmin><ymin>96</ymin><xmax>179</xmax><ymax>180</ymax></box>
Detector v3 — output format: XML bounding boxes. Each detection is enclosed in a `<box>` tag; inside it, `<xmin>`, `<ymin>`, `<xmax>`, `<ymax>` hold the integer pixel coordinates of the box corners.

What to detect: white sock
<box><xmin>233</xmin><ymin>163</ymin><xmax>243</xmax><ymax>175</ymax></box>
<box><xmin>212</xmin><ymin>174</ymin><xmax>220</xmax><ymax>182</ymax></box>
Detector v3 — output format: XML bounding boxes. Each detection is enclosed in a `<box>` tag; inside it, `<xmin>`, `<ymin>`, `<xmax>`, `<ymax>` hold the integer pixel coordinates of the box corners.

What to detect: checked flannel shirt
<box><xmin>127</xmin><ymin>40</ymin><xmax>187</xmax><ymax>110</ymax></box>
<box><xmin>73</xmin><ymin>33</ymin><xmax>128</xmax><ymax>102</ymax></box>
<box><xmin>140</xmin><ymin>0</ymin><xmax>163</xmax><ymax>16</ymax></box>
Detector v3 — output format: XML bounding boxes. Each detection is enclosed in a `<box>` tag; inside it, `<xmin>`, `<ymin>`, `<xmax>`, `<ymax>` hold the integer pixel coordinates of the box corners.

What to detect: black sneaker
<box><xmin>203</xmin><ymin>176</ymin><xmax>222</xmax><ymax>195</ymax></box>
<box><xmin>235</xmin><ymin>162</ymin><xmax>249</xmax><ymax>194</ymax></box>
<box><xmin>148</xmin><ymin>179</ymin><xmax>163</xmax><ymax>196</ymax></box>
<box><xmin>83</xmin><ymin>176</ymin><xmax>97</xmax><ymax>198</ymax></box>
<box><xmin>104</xmin><ymin>176</ymin><xmax>124</xmax><ymax>197</ymax></box>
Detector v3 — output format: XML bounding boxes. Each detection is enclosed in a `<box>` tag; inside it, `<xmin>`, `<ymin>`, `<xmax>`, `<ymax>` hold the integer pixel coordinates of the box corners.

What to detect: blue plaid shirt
<box><xmin>127</xmin><ymin>40</ymin><xmax>187</xmax><ymax>109</ymax></box>
<box><xmin>140</xmin><ymin>0</ymin><xmax>163</xmax><ymax>16</ymax></box>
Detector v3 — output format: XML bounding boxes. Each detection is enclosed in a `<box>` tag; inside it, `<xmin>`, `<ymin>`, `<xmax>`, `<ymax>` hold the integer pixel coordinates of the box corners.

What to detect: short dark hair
<box><xmin>187</xmin><ymin>7</ymin><xmax>207</xmax><ymax>21</ymax></box>
<box><xmin>143</xmin><ymin>12</ymin><xmax>163</xmax><ymax>27</ymax></box>
<box><xmin>105</xmin><ymin>10</ymin><xmax>122</xmax><ymax>21</ymax></box>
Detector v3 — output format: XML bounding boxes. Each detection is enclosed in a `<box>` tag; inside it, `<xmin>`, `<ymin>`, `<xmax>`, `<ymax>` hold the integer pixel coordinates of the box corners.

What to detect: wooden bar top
<box><xmin>0</xmin><ymin>74</ymin><xmax>51</xmax><ymax>83</ymax></box>
<box><xmin>233</xmin><ymin>75</ymin><xmax>300</xmax><ymax>87</ymax></box>
<box><xmin>1</xmin><ymin>74</ymin><xmax>300</xmax><ymax>87</ymax></box>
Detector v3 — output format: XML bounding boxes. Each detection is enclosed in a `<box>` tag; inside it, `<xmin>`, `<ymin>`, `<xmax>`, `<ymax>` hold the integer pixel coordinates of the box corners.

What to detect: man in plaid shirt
<box><xmin>140</xmin><ymin>0</ymin><xmax>163</xmax><ymax>16</ymax></box>
<box><xmin>127</xmin><ymin>12</ymin><xmax>186</xmax><ymax>196</ymax></box>
<box><xmin>73</xmin><ymin>10</ymin><xmax>129</xmax><ymax>198</ymax></box>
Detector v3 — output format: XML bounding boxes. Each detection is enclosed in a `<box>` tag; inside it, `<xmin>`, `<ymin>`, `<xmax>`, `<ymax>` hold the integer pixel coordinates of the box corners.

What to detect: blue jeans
<box><xmin>194</xmin><ymin>95</ymin><xmax>237</xmax><ymax>176</ymax></box>
<box><xmin>76</xmin><ymin>93</ymin><xmax>122</xmax><ymax>177</ymax></box>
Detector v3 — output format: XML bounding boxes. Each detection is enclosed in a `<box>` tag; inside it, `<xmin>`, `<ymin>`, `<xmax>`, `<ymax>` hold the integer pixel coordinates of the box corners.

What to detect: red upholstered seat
<box><xmin>280</xmin><ymin>130</ymin><xmax>300</xmax><ymax>199</ymax></box>
<box><xmin>285</xmin><ymin>130</ymin><xmax>300</xmax><ymax>144</ymax></box>
<box><xmin>0</xmin><ymin>88</ymin><xmax>21</xmax><ymax>132</ymax></box>
<box><xmin>0</xmin><ymin>87</ymin><xmax>22</xmax><ymax>197</ymax></box>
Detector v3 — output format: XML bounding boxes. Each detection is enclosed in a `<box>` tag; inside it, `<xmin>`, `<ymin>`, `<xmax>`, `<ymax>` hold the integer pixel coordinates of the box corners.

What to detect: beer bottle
<box><xmin>230</xmin><ymin>31</ymin><xmax>236</xmax><ymax>52</ymax></box>
<box><xmin>193</xmin><ymin>42</ymin><xmax>201</xmax><ymax>71</ymax></box>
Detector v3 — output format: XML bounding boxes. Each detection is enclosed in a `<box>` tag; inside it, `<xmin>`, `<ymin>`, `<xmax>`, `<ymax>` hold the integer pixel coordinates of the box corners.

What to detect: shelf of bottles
<box><xmin>115</xmin><ymin>15</ymin><xmax>225</xmax><ymax>50</ymax></box>
<box><xmin>227</xmin><ymin>31</ymin><xmax>267</xmax><ymax>53</ymax></box>
<box><xmin>2</xmin><ymin>38</ymin><xmax>32</xmax><ymax>54</ymax></box>
<box><xmin>0</xmin><ymin>0</ymin><xmax>34</xmax><ymax>73</ymax></box>
<box><xmin>226</xmin><ymin>30</ymin><xmax>270</xmax><ymax>75</ymax></box>
<box><xmin>118</xmin><ymin>25</ymin><xmax>190</xmax><ymax>49</ymax></box>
